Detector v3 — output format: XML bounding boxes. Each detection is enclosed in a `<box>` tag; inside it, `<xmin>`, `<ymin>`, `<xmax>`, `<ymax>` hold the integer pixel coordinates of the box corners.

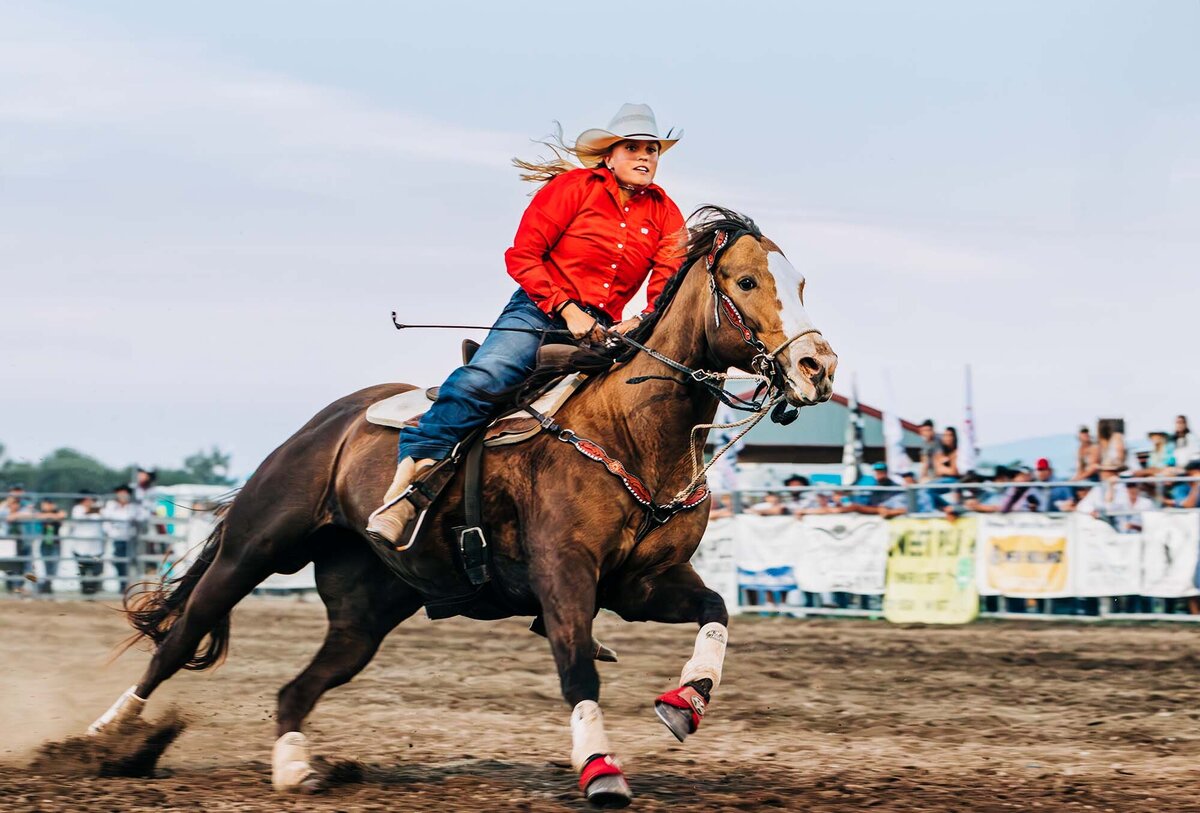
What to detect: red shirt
<box><xmin>504</xmin><ymin>167</ymin><xmax>686</xmax><ymax>323</ymax></box>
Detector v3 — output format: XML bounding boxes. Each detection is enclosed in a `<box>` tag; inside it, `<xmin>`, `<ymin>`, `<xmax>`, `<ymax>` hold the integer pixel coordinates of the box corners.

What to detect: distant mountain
<box><xmin>978</xmin><ymin>433</ymin><xmax>1078</xmax><ymax>476</ymax></box>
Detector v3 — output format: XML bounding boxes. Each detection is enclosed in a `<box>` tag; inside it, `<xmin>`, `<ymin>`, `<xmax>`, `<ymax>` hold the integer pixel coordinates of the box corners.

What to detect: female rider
<box><xmin>367</xmin><ymin>103</ymin><xmax>686</xmax><ymax>545</ymax></box>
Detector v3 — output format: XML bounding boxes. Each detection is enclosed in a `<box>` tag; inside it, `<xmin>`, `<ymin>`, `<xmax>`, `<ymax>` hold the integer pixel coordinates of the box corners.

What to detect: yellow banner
<box><xmin>884</xmin><ymin>518</ymin><xmax>979</xmax><ymax>625</ymax></box>
<box><xmin>982</xmin><ymin>524</ymin><xmax>1069</xmax><ymax>596</ymax></box>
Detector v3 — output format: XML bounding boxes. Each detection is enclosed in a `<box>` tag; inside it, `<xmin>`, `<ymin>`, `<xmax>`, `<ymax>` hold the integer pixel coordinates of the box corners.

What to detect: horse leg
<box><xmin>531</xmin><ymin>551</ymin><xmax>631</xmax><ymax>808</ymax></box>
<box><xmin>608</xmin><ymin>563</ymin><xmax>729</xmax><ymax>743</ymax></box>
<box><xmin>88</xmin><ymin>510</ymin><xmax>305</xmax><ymax>735</ymax></box>
<box><xmin>273</xmin><ymin>534</ymin><xmax>422</xmax><ymax>791</ymax></box>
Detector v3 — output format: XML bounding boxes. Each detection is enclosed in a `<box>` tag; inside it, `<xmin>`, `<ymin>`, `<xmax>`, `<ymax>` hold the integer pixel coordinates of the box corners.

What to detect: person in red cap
<box><xmin>1031</xmin><ymin>458</ymin><xmax>1074</xmax><ymax>512</ymax></box>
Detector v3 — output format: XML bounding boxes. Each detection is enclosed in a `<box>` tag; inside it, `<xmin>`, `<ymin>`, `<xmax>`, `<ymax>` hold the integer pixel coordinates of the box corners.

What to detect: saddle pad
<box><xmin>365</xmin><ymin>374</ymin><xmax>586</xmax><ymax>441</ymax></box>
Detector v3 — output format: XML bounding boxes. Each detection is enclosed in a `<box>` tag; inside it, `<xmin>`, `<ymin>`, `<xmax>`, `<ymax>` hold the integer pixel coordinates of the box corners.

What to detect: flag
<box><xmin>882</xmin><ymin>371</ymin><xmax>914</xmax><ymax>476</ymax></box>
<box><xmin>842</xmin><ymin>374</ymin><xmax>865</xmax><ymax>485</ymax></box>
<box><xmin>959</xmin><ymin>364</ymin><xmax>979</xmax><ymax>473</ymax></box>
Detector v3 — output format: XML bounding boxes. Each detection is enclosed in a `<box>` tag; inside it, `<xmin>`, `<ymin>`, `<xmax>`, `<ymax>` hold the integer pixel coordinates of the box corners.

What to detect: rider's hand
<box><xmin>612</xmin><ymin>317</ymin><xmax>642</xmax><ymax>335</ymax></box>
<box><xmin>561</xmin><ymin>303</ymin><xmax>606</xmax><ymax>344</ymax></box>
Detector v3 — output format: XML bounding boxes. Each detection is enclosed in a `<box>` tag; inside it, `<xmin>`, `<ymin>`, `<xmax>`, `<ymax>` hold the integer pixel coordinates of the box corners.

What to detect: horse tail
<box><xmin>121</xmin><ymin>503</ymin><xmax>232</xmax><ymax>671</ymax></box>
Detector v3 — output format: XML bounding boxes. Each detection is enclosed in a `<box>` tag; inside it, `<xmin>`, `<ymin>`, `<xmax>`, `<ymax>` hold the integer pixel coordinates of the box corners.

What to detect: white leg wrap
<box><xmin>272</xmin><ymin>731</ymin><xmax>316</xmax><ymax>790</ymax></box>
<box><xmin>87</xmin><ymin>685</ymin><xmax>146</xmax><ymax>736</ymax></box>
<box><xmin>679</xmin><ymin>622</ymin><xmax>728</xmax><ymax>690</ymax></box>
<box><xmin>570</xmin><ymin>700</ymin><xmax>612</xmax><ymax>773</ymax></box>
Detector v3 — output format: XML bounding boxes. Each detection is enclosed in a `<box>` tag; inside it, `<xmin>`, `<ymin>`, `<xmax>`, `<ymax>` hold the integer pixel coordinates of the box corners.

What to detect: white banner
<box><xmin>1140</xmin><ymin>511</ymin><xmax>1200</xmax><ymax>598</ymax></box>
<box><xmin>733</xmin><ymin>513</ymin><xmax>800</xmax><ymax>596</ymax></box>
<box><xmin>797</xmin><ymin>515</ymin><xmax>890</xmax><ymax>594</ymax></box>
<box><xmin>691</xmin><ymin>516</ymin><xmax>739</xmax><ymax>612</ymax></box>
<box><xmin>1069</xmin><ymin>514</ymin><xmax>1142</xmax><ymax>597</ymax></box>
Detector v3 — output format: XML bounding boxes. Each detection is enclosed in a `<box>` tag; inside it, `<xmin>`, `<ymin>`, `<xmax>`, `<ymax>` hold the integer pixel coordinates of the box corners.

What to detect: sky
<box><xmin>2</xmin><ymin>1</ymin><xmax>1198</xmax><ymax>478</ymax></box>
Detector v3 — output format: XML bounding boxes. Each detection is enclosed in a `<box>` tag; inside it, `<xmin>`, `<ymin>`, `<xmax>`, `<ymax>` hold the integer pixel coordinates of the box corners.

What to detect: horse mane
<box><xmin>498</xmin><ymin>205</ymin><xmax>763</xmax><ymax>404</ymax></box>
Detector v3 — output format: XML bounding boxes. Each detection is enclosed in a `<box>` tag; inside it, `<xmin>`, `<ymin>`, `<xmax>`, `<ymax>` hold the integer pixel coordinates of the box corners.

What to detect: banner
<box><xmin>691</xmin><ymin>516</ymin><xmax>740</xmax><ymax>612</ymax></box>
<box><xmin>1140</xmin><ymin>511</ymin><xmax>1200</xmax><ymax>598</ymax></box>
<box><xmin>884</xmin><ymin>517</ymin><xmax>978</xmax><ymax>624</ymax></box>
<box><xmin>796</xmin><ymin>515</ymin><xmax>889</xmax><ymax>594</ymax></box>
<box><xmin>734</xmin><ymin>514</ymin><xmax>801</xmax><ymax>599</ymax></box>
<box><xmin>977</xmin><ymin>515</ymin><xmax>1070</xmax><ymax>597</ymax></box>
<box><xmin>1069</xmin><ymin>514</ymin><xmax>1141</xmax><ymax>597</ymax></box>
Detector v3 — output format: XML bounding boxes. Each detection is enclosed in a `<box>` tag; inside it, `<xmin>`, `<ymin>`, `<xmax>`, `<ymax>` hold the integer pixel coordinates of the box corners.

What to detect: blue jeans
<box><xmin>398</xmin><ymin>289</ymin><xmax>566</xmax><ymax>461</ymax></box>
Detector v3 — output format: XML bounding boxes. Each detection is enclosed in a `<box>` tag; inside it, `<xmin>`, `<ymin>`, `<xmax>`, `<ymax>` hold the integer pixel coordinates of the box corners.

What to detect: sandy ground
<box><xmin>2</xmin><ymin>598</ymin><xmax>1200</xmax><ymax>812</ymax></box>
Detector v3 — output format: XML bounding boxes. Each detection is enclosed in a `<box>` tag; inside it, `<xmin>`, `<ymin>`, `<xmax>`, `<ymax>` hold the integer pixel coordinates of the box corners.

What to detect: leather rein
<box><xmin>528</xmin><ymin>228</ymin><xmax>818</xmax><ymax>537</ymax></box>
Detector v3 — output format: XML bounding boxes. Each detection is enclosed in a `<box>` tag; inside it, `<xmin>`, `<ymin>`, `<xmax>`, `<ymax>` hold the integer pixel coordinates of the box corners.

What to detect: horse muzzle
<box><xmin>781</xmin><ymin>335</ymin><xmax>837</xmax><ymax>407</ymax></box>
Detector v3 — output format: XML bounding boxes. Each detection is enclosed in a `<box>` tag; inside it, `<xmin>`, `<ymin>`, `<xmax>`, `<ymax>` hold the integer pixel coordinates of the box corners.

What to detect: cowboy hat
<box><xmin>575</xmin><ymin>103</ymin><xmax>682</xmax><ymax>166</ymax></box>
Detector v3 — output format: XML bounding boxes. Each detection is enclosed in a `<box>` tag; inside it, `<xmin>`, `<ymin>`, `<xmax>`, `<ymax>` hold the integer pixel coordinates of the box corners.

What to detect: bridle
<box><xmin>614</xmin><ymin>227</ymin><xmax>821</xmax><ymax>425</ymax></box>
<box><xmin>529</xmin><ymin>228</ymin><xmax>826</xmax><ymax>538</ymax></box>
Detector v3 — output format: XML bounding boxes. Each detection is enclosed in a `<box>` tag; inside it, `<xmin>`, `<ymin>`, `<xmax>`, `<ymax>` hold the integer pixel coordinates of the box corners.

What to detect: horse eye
<box><xmin>737</xmin><ymin>277</ymin><xmax>757</xmax><ymax>292</ymax></box>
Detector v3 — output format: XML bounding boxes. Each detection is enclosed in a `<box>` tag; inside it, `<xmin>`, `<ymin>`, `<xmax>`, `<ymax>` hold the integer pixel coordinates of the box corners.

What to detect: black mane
<box><xmin>502</xmin><ymin>205</ymin><xmax>763</xmax><ymax>402</ymax></box>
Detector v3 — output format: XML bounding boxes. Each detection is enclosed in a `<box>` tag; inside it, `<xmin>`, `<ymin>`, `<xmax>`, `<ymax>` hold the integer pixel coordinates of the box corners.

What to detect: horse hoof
<box><xmin>654</xmin><ymin>700</ymin><xmax>693</xmax><ymax>743</ymax></box>
<box><xmin>298</xmin><ymin>773</ymin><xmax>325</xmax><ymax>794</ymax></box>
<box><xmin>584</xmin><ymin>773</ymin><xmax>633</xmax><ymax>808</ymax></box>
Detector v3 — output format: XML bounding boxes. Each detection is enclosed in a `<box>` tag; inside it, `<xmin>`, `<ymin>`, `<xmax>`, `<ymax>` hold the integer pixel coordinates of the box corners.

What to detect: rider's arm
<box><xmin>504</xmin><ymin>171</ymin><xmax>589</xmax><ymax>317</ymax></box>
<box><xmin>639</xmin><ymin>199</ymin><xmax>687</xmax><ymax>317</ymax></box>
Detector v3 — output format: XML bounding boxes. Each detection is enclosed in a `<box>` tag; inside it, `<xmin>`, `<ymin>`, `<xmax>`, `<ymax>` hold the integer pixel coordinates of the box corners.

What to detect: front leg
<box><xmin>529</xmin><ymin>544</ymin><xmax>633</xmax><ymax>808</ymax></box>
<box><xmin>607</xmin><ymin>562</ymin><xmax>729</xmax><ymax>742</ymax></box>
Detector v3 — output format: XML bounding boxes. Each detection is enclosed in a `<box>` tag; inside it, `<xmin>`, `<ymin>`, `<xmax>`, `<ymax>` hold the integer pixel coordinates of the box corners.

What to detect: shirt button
<box><xmin>617</xmin><ymin>243</ymin><xmax>623</xmax><ymax>249</ymax></box>
<box><xmin>619</xmin><ymin>223</ymin><xmax>626</xmax><ymax>228</ymax></box>
<box><xmin>624</xmin><ymin>207</ymin><xmax>629</xmax><ymax>212</ymax></box>
<box><xmin>603</xmin><ymin>283</ymin><xmax>610</xmax><ymax>289</ymax></box>
<box><xmin>599</xmin><ymin>302</ymin><xmax>606</xmax><ymax>308</ymax></box>
<box><xmin>610</xmin><ymin>263</ymin><xmax>617</xmax><ymax>269</ymax></box>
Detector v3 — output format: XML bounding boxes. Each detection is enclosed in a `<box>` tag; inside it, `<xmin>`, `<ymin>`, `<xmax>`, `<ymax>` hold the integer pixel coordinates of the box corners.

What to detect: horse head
<box><xmin>696</xmin><ymin>209</ymin><xmax>838</xmax><ymax>407</ymax></box>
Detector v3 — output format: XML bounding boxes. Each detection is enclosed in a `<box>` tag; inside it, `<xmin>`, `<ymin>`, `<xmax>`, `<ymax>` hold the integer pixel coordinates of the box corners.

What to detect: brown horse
<box><xmin>87</xmin><ymin>207</ymin><xmax>837</xmax><ymax>807</ymax></box>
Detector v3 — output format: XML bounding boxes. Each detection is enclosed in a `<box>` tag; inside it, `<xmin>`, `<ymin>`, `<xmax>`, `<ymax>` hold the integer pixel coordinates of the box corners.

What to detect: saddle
<box><xmin>365</xmin><ymin>340</ymin><xmax>586</xmax><ymax>447</ymax></box>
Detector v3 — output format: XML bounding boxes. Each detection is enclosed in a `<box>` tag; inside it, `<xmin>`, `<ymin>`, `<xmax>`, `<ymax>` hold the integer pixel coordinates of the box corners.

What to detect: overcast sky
<box><xmin>2</xmin><ymin>1</ymin><xmax>1197</xmax><ymax>477</ymax></box>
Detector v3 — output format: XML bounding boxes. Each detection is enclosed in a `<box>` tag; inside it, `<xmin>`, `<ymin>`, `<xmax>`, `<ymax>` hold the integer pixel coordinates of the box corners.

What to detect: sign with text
<box><xmin>884</xmin><ymin>517</ymin><xmax>978</xmax><ymax>624</ymax></box>
<box><xmin>977</xmin><ymin>515</ymin><xmax>1070</xmax><ymax>597</ymax></box>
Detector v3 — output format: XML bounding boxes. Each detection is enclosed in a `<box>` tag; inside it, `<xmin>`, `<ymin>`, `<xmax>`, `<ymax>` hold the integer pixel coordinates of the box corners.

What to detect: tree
<box><xmin>158</xmin><ymin>447</ymin><xmax>235</xmax><ymax>486</ymax></box>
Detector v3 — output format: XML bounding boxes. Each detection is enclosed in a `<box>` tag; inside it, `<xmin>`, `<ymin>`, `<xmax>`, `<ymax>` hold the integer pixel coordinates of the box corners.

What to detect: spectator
<box><xmin>1175</xmin><ymin>460</ymin><xmax>1200</xmax><ymax>509</ymax></box>
<box><xmin>1028</xmin><ymin>458</ymin><xmax>1075</xmax><ymax>512</ymax></box>
<box><xmin>1075</xmin><ymin>465</ymin><xmax>1131</xmax><ymax>524</ymax></box>
<box><xmin>65</xmin><ymin>492</ymin><xmax>105</xmax><ymax>595</ymax></box>
<box><xmin>708</xmin><ymin>493</ymin><xmax>734</xmax><ymax>520</ymax></box>
<box><xmin>933</xmin><ymin>426</ymin><xmax>960</xmax><ymax>481</ymax></box>
<box><xmin>781</xmin><ymin>474</ymin><xmax>828</xmax><ymax>514</ymax></box>
<box><xmin>1</xmin><ymin>484</ymin><xmax>35</xmax><ymax>594</ymax></box>
<box><xmin>1097</xmin><ymin>418</ymin><xmax>1127</xmax><ymax>471</ymax></box>
<box><xmin>1074</xmin><ymin>425</ymin><xmax>1101</xmax><ymax>482</ymax></box>
<box><xmin>917</xmin><ymin>419</ymin><xmax>937</xmax><ymax>482</ymax></box>
<box><xmin>1146</xmin><ymin>430</ymin><xmax>1174</xmax><ymax>472</ymax></box>
<box><xmin>843</xmin><ymin>462</ymin><xmax>907</xmax><ymax>517</ymax></box>
<box><xmin>898</xmin><ymin>469</ymin><xmax>938</xmax><ymax>513</ymax></box>
<box><xmin>1175</xmin><ymin>415</ymin><xmax>1200</xmax><ymax>467</ymax></box>
<box><xmin>1118</xmin><ymin>477</ymin><xmax>1157</xmax><ymax>533</ymax></box>
<box><xmin>32</xmin><ymin>497</ymin><xmax>66</xmax><ymax>594</ymax></box>
<box><xmin>746</xmin><ymin>492</ymin><xmax>788</xmax><ymax>516</ymax></box>
<box><xmin>102</xmin><ymin>484</ymin><xmax>141</xmax><ymax>593</ymax></box>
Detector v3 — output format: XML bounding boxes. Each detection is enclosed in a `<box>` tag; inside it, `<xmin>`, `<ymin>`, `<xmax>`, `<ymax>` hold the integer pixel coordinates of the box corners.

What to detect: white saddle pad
<box><xmin>365</xmin><ymin>374</ymin><xmax>585</xmax><ymax>437</ymax></box>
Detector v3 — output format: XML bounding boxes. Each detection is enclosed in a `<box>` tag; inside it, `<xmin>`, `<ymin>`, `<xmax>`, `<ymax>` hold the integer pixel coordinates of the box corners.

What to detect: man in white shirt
<box><xmin>66</xmin><ymin>493</ymin><xmax>105</xmax><ymax>594</ymax></box>
<box><xmin>102</xmin><ymin>485</ymin><xmax>143</xmax><ymax>592</ymax></box>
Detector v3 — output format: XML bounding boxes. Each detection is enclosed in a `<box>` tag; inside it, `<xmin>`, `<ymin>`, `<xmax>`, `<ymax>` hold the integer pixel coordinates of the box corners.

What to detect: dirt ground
<box><xmin>2</xmin><ymin>599</ymin><xmax>1200</xmax><ymax>812</ymax></box>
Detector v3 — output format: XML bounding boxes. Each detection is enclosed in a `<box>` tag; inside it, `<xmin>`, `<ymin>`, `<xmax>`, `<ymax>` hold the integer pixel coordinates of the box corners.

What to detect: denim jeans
<box><xmin>398</xmin><ymin>289</ymin><xmax>566</xmax><ymax>461</ymax></box>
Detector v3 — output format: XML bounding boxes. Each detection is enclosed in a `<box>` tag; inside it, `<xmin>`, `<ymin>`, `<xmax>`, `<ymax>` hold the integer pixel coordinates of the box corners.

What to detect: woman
<box><xmin>368</xmin><ymin>104</ymin><xmax>686</xmax><ymax>545</ymax></box>
<box><xmin>1097</xmin><ymin>418</ymin><xmax>1127</xmax><ymax>471</ymax></box>
<box><xmin>933</xmin><ymin>426</ymin><xmax>960</xmax><ymax>480</ymax></box>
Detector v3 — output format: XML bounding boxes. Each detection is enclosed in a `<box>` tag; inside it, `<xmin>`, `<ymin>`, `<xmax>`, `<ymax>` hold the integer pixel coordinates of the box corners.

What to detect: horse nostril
<box><xmin>798</xmin><ymin>357</ymin><xmax>825</xmax><ymax>383</ymax></box>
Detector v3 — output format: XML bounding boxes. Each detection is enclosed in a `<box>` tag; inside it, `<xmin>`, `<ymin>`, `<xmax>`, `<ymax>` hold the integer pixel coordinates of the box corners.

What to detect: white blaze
<box><xmin>766</xmin><ymin>250</ymin><xmax>818</xmax><ymax>349</ymax></box>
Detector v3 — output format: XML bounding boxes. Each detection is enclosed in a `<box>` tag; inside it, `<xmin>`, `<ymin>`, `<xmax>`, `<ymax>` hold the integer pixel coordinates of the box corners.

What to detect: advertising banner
<box><xmin>733</xmin><ymin>513</ymin><xmax>801</xmax><ymax>601</ymax></box>
<box><xmin>883</xmin><ymin>517</ymin><xmax>978</xmax><ymax>624</ymax></box>
<box><xmin>796</xmin><ymin>514</ymin><xmax>890</xmax><ymax>595</ymax></box>
<box><xmin>977</xmin><ymin>515</ymin><xmax>1071</xmax><ymax>598</ymax></box>
<box><xmin>1140</xmin><ymin>511</ymin><xmax>1200</xmax><ymax>598</ymax></box>
<box><xmin>690</xmin><ymin>516</ymin><xmax>740</xmax><ymax>612</ymax></box>
<box><xmin>1069</xmin><ymin>514</ymin><xmax>1141</xmax><ymax>597</ymax></box>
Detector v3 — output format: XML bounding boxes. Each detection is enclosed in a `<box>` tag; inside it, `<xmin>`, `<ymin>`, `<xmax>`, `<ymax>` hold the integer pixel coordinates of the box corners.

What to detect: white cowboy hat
<box><xmin>575</xmin><ymin>103</ymin><xmax>682</xmax><ymax>167</ymax></box>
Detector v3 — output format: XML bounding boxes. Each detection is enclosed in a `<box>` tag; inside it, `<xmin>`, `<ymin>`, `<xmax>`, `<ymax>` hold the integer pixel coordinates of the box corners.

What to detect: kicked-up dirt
<box><xmin>1</xmin><ymin>598</ymin><xmax>1199</xmax><ymax>811</ymax></box>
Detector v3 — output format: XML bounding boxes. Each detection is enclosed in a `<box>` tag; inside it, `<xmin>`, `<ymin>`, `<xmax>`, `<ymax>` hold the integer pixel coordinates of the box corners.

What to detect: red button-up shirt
<box><xmin>504</xmin><ymin>167</ymin><xmax>686</xmax><ymax>323</ymax></box>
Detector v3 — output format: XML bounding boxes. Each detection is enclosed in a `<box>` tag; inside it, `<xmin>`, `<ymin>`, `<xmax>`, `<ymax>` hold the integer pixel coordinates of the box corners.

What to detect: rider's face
<box><xmin>605</xmin><ymin>140</ymin><xmax>659</xmax><ymax>188</ymax></box>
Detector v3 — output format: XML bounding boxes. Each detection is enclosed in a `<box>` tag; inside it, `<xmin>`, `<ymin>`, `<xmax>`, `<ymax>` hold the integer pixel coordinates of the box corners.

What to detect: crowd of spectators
<box><xmin>0</xmin><ymin>468</ymin><xmax>160</xmax><ymax>596</ymax></box>
<box><xmin>714</xmin><ymin>413</ymin><xmax>1200</xmax><ymax>526</ymax></box>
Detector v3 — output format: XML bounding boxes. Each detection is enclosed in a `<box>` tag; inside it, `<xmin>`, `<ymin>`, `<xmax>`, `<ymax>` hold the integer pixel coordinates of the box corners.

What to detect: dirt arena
<box><xmin>2</xmin><ymin>599</ymin><xmax>1199</xmax><ymax>812</ymax></box>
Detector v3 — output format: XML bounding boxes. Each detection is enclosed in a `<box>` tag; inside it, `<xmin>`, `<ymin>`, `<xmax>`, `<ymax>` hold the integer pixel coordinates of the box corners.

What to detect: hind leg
<box><xmin>89</xmin><ymin>510</ymin><xmax>310</xmax><ymax>735</ymax></box>
<box><xmin>273</xmin><ymin>534</ymin><xmax>422</xmax><ymax>791</ymax></box>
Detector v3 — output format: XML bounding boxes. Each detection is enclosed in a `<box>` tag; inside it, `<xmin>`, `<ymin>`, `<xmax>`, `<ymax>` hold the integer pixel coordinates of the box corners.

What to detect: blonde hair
<box><xmin>511</xmin><ymin>122</ymin><xmax>612</xmax><ymax>186</ymax></box>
